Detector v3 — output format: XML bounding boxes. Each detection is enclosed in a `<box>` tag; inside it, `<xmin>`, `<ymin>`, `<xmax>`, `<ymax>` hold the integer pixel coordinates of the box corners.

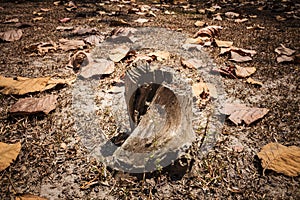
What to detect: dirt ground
<box><xmin>0</xmin><ymin>0</ymin><xmax>299</xmax><ymax>199</ymax></box>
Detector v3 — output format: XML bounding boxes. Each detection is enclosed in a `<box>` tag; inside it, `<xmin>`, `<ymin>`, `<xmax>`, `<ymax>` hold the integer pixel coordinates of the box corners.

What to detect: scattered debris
<box><xmin>193</xmin><ymin>26</ymin><xmax>222</xmax><ymax>38</ymax></box>
<box><xmin>148</xmin><ymin>50</ymin><xmax>170</xmax><ymax>61</ymax></box>
<box><xmin>58</xmin><ymin>38</ymin><xmax>85</xmax><ymax>51</ymax></box>
<box><xmin>246</xmin><ymin>77</ymin><xmax>263</xmax><ymax>87</ymax></box>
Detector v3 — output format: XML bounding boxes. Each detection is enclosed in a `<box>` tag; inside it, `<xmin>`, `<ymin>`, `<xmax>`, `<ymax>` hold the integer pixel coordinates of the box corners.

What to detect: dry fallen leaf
<box><xmin>59</xmin><ymin>18</ymin><xmax>71</xmax><ymax>23</ymax></box>
<box><xmin>80</xmin><ymin>59</ymin><xmax>115</xmax><ymax>78</ymax></box>
<box><xmin>3</xmin><ymin>18</ymin><xmax>19</xmax><ymax>23</ymax></box>
<box><xmin>194</xmin><ymin>20</ymin><xmax>206</xmax><ymax>27</ymax></box>
<box><xmin>276</xmin><ymin>15</ymin><xmax>287</xmax><ymax>21</ymax></box>
<box><xmin>225</xmin><ymin>12</ymin><xmax>240</xmax><ymax>18</ymax></box>
<box><xmin>246</xmin><ymin>77</ymin><xmax>263</xmax><ymax>87</ymax></box>
<box><xmin>0</xmin><ymin>142</ymin><xmax>21</xmax><ymax>171</ymax></box>
<box><xmin>134</xmin><ymin>18</ymin><xmax>149</xmax><ymax>24</ymax></box>
<box><xmin>0</xmin><ymin>76</ymin><xmax>74</xmax><ymax>95</ymax></box>
<box><xmin>56</xmin><ymin>26</ymin><xmax>74</xmax><ymax>31</ymax></box>
<box><xmin>222</xmin><ymin>103</ymin><xmax>269</xmax><ymax>125</ymax></box>
<box><xmin>84</xmin><ymin>35</ymin><xmax>104</xmax><ymax>46</ymax></box>
<box><xmin>235</xmin><ymin>65</ymin><xmax>256</xmax><ymax>78</ymax></box>
<box><xmin>16</xmin><ymin>194</ymin><xmax>47</xmax><ymax>200</ymax></box>
<box><xmin>214</xmin><ymin>39</ymin><xmax>233</xmax><ymax>48</ymax></box>
<box><xmin>275</xmin><ymin>44</ymin><xmax>296</xmax><ymax>56</ymax></box>
<box><xmin>10</xmin><ymin>95</ymin><xmax>58</xmax><ymax>115</ymax></box>
<box><xmin>194</xmin><ymin>26</ymin><xmax>222</xmax><ymax>38</ymax></box>
<box><xmin>192</xmin><ymin>81</ymin><xmax>209</xmax><ymax>97</ymax></box>
<box><xmin>32</xmin><ymin>17</ymin><xmax>43</xmax><ymax>22</ymax></box>
<box><xmin>276</xmin><ymin>55</ymin><xmax>294</xmax><ymax>63</ymax></box>
<box><xmin>109</xmin><ymin>45</ymin><xmax>130</xmax><ymax>62</ymax></box>
<box><xmin>213</xmin><ymin>13</ymin><xmax>223</xmax><ymax>21</ymax></box>
<box><xmin>181</xmin><ymin>58</ymin><xmax>203</xmax><ymax>69</ymax></box>
<box><xmin>58</xmin><ymin>38</ymin><xmax>85</xmax><ymax>51</ymax></box>
<box><xmin>72</xmin><ymin>26</ymin><xmax>98</xmax><ymax>35</ymax></box>
<box><xmin>148</xmin><ymin>51</ymin><xmax>170</xmax><ymax>61</ymax></box>
<box><xmin>257</xmin><ymin>143</ymin><xmax>300</xmax><ymax>176</ymax></box>
<box><xmin>25</xmin><ymin>41</ymin><xmax>57</xmax><ymax>55</ymax></box>
<box><xmin>185</xmin><ymin>37</ymin><xmax>209</xmax><ymax>45</ymax></box>
<box><xmin>0</xmin><ymin>29</ymin><xmax>22</xmax><ymax>42</ymax></box>
<box><xmin>234</xmin><ymin>18</ymin><xmax>248</xmax><ymax>23</ymax></box>
<box><xmin>230</xmin><ymin>51</ymin><xmax>252</xmax><ymax>62</ymax></box>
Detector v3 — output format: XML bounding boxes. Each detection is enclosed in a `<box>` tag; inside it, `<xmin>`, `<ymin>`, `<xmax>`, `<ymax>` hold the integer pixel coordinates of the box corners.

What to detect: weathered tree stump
<box><xmin>112</xmin><ymin>62</ymin><xmax>195</xmax><ymax>172</ymax></box>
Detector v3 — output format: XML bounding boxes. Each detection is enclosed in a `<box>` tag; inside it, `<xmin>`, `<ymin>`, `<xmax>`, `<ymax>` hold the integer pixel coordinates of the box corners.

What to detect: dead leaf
<box><xmin>134</xmin><ymin>18</ymin><xmax>149</xmax><ymax>24</ymax></box>
<box><xmin>276</xmin><ymin>55</ymin><xmax>294</xmax><ymax>63</ymax></box>
<box><xmin>58</xmin><ymin>38</ymin><xmax>85</xmax><ymax>51</ymax></box>
<box><xmin>59</xmin><ymin>18</ymin><xmax>71</xmax><ymax>23</ymax></box>
<box><xmin>213</xmin><ymin>13</ymin><xmax>223</xmax><ymax>21</ymax></box>
<box><xmin>225</xmin><ymin>12</ymin><xmax>240</xmax><ymax>18</ymax></box>
<box><xmin>33</xmin><ymin>17</ymin><xmax>43</xmax><ymax>22</ymax></box>
<box><xmin>148</xmin><ymin>51</ymin><xmax>170</xmax><ymax>61</ymax></box>
<box><xmin>54</xmin><ymin>1</ymin><xmax>60</xmax><ymax>6</ymax></box>
<box><xmin>221</xmin><ymin>103</ymin><xmax>269</xmax><ymax>125</ymax></box>
<box><xmin>194</xmin><ymin>21</ymin><xmax>206</xmax><ymax>27</ymax></box>
<box><xmin>235</xmin><ymin>65</ymin><xmax>256</xmax><ymax>78</ymax></box>
<box><xmin>0</xmin><ymin>29</ymin><xmax>22</xmax><ymax>42</ymax></box>
<box><xmin>56</xmin><ymin>26</ymin><xmax>74</xmax><ymax>31</ymax></box>
<box><xmin>194</xmin><ymin>26</ymin><xmax>222</xmax><ymax>38</ymax></box>
<box><xmin>3</xmin><ymin>18</ymin><xmax>19</xmax><ymax>24</ymax></box>
<box><xmin>0</xmin><ymin>76</ymin><xmax>74</xmax><ymax>95</ymax></box>
<box><xmin>72</xmin><ymin>27</ymin><xmax>98</xmax><ymax>35</ymax></box>
<box><xmin>234</xmin><ymin>18</ymin><xmax>248</xmax><ymax>23</ymax></box>
<box><xmin>109</xmin><ymin>45</ymin><xmax>130</xmax><ymax>62</ymax></box>
<box><xmin>214</xmin><ymin>39</ymin><xmax>233</xmax><ymax>48</ymax></box>
<box><xmin>67</xmin><ymin>50</ymin><xmax>88</xmax><ymax>70</ymax></box>
<box><xmin>192</xmin><ymin>81</ymin><xmax>208</xmax><ymax>97</ymax></box>
<box><xmin>84</xmin><ymin>35</ymin><xmax>104</xmax><ymax>46</ymax></box>
<box><xmin>276</xmin><ymin>15</ymin><xmax>287</xmax><ymax>21</ymax></box>
<box><xmin>80</xmin><ymin>59</ymin><xmax>115</xmax><ymax>78</ymax></box>
<box><xmin>246</xmin><ymin>77</ymin><xmax>263</xmax><ymax>87</ymax></box>
<box><xmin>181</xmin><ymin>58</ymin><xmax>203</xmax><ymax>69</ymax></box>
<box><xmin>0</xmin><ymin>142</ymin><xmax>21</xmax><ymax>171</ymax></box>
<box><xmin>275</xmin><ymin>44</ymin><xmax>296</xmax><ymax>56</ymax></box>
<box><xmin>16</xmin><ymin>194</ymin><xmax>47</xmax><ymax>200</ymax></box>
<box><xmin>10</xmin><ymin>95</ymin><xmax>58</xmax><ymax>115</ymax></box>
<box><xmin>220</xmin><ymin>47</ymin><xmax>257</xmax><ymax>57</ymax></box>
<box><xmin>40</xmin><ymin>8</ymin><xmax>51</xmax><ymax>12</ymax></box>
<box><xmin>257</xmin><ymin>143</ymin><xmax>300</xmax><ymax>176</ymax></box>
<box><xmin>185</xmin><ymin>37</ymin><xmax>209</xmax><ymax>45</ymax></box>
<box><xmin>25</xmin><ymin>41</ymin><xmax>57</xmax><ymax>55</ymax></box>
<box><xmin>230</xmin><ymin>51</ymin><xmax>252</xmax><ymax>62</ymax></box>
<box><xmin>246</xmin><ymin>25</ymin><xmax>265</xmax><ymax>30</ymax></box>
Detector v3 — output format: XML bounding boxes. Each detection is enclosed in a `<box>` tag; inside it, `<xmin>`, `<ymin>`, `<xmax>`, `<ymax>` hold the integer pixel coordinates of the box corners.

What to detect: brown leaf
<box><xmin>148</xmin><ymin>51</ymin><xmax>170</xmax><ymax>61</ymax></box>
<box><xmin>214</xmin><ymin>39</ymin><xmax>233</xmax><ymax>48</ymax></box>
<box><xmin>16</xmin><ymin>194</ymin><xmax>47</xmax><ymax>200</ymax></box>
<box><xmin>230</xmin><ymin>51</ymin><xmax>252</xmax><ymax>62</ymax></box>
<box><xmin>222</xmin><ymin>103</ymin><xmax>269</xmax><ymax>125</ymax></box>
<box><xmin>235</xmin><ymin>65</ymin><xmax>256</xmax><ymax>78</ymax></box>
<box><xmin>181</xmin><ymin>58</ymin><xmax>203</xmax><ymax>69</ymax></box>
<box><xmin>56</xmin><ymin>26</ymin><xmax>74</xmax><ymax>31</ymax></box>
<box><xmin>246</xmin><ymin>77</ymin><xmax>263</xmax><ymax>87</ymax></box>
<box><xmin>0</xmin><ymin>29</ymin><xmax>22</xmax><ymax>42</ymax></box>
<box><xmin>109</xmin><ymin>45</ymin><xmax>130</xmax><ymax>62</ymax></box>
<box><xmin>59</xmin><ymin>18</ymin><xmax>71</xmax><ymax>23</ymax></box>
<box><xmin>10</xmin><ymin>95</ymin><xmax>58</xmax><ymax>115</ymax></box>
<box><xmin>134</xmin><ymin>18</ymin><xmax>149</xmax><ymax>24</ymax></box>
<box><xmin>225</xmin><ymin>12</ymin><xmax>240</xmax><ymax>18</ymax></box>
<box><xmin>234</xmin><ymin>18</ymin><xmax>248</xmax><ymax>23</ymax></box>
<box><xmin>80</xmin><ymin>59</ymin><xmax>115</xmax><ymax>78</ymax></box>
<box><xmin>3</xmin><ymin>18</ymin><xmax>19</xmax><ymax>24</ymax></box>
<box><xmin>84</xmin><ymin>35</ymin><xmax>104</xmax><ymax>46</ymax></box>
<box><xmin>193</xmin><ymin>26</ymin><xmax>222</xmax><ymax>38</ymax></box>
<box><xmin>72</xmin><ymin>26</ymin><xmax>98</xmax><ymax>35</ymax></box>
<box><xmin>276</xmin><ymin>55</ymin><xmax>294</xmax><ymax>63</ymax></box>
<box><xmin>185</xmin><ymin>37</ymin><xmax>209</xmax><ymax>45</ymax></box>
<box><xmin>194</xmin><ymin>20</ymin><xmax>206</xmax><ymax>27</ymax></box>
<box><xmin>192</xmin><ymin>81</ymin><xmax>208</xmax><ymax>97</ymax></box>
<box><xmin>0</xmin><ymin>142</ymin><xmax>21</xmax><ymax>171</ymax></box>
<box><xmin>32</xmin><ymin>17</ymin><xmax>43</xmax><ymax>22</ymax></box>
<box><xmin>257</xmin><ymin>143</ymin><xmax>300</xmax><ymax>176</ymax></box>
<box><xmin>58</xmin><ymin>38</ymin><xmax>85</xmax><ymax>51</ymax></box>
<box><xmin>219</xmin><ymin>47</ymin><xmax>257</xmax><ymax>57</ymax></box>
<box><xmin>0</xmin><ymin>76</ymin><xmax>74</xmax><ymax>95</ymax></box>
<box><xmin>276</xmin><ymin>15</ymin><xmax>287</xmax><ymax>21</ymax></box>
<box><xmin>275</xmin><ymin>44</ymin><xmax>296</xmax><ymax>56</ymax></box>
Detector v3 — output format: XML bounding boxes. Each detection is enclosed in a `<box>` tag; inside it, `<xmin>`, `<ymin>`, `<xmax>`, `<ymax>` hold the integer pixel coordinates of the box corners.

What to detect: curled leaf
<box><xmin>193</xmin><ymin>26</ymin><xmax>222</xmax><ymax>38</ymax></box>
<box><xmin>275</xmin><ymin>44</ymin><xmax>296</xmax><ymax>56</ymax></box>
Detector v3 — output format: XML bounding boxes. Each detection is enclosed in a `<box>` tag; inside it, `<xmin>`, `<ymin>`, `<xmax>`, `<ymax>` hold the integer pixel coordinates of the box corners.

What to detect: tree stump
<box><xmin>111</xmin><ymin>62</ymin><xmax>195</xmax><ymax>172</ymax></box>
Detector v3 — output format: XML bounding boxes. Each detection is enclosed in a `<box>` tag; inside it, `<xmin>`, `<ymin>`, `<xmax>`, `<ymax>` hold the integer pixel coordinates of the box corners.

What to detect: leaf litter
<box><xmin>0</xmin><ymin>142</ymin><xmax>21</xmax><ymax>172</ymax></box>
